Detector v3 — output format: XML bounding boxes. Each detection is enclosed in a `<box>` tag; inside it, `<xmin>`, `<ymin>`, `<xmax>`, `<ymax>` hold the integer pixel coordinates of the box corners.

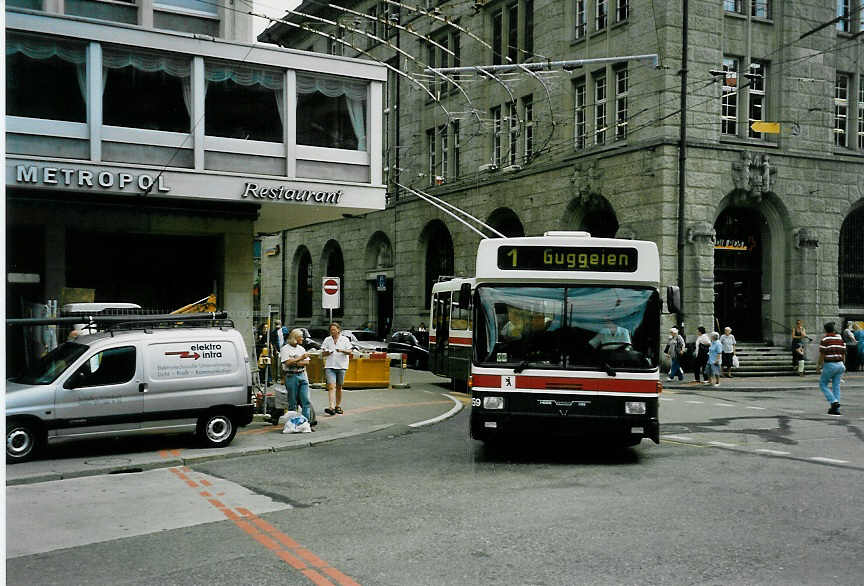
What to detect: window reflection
<box><xmin>205</xmin><ymin>63</ymin><xmax>284</xmax><ymax>142</ymax></box>
<box><xmin>297</xmin><ymin>74</ymin><xmax>368</xmax><ymax>150</ymax></box>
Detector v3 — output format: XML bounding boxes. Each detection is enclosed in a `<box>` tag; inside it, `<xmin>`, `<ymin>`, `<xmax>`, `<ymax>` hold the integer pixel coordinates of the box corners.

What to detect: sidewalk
<box><xmin>661</xmin><ymin>370</ymin><xmax>864</xmax><ymax>391</ymax></box>
<box><xmin>6</xmin><ymin>368</ymin><xmax>463</xmax><ymax>486</ymax></box>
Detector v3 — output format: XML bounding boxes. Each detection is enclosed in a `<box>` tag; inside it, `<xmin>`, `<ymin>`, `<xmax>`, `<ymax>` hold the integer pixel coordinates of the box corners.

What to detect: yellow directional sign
<box><xmin>750</xmin><ymin>121</ymin><xmax>780</xmax><ymax>134</ymax></box>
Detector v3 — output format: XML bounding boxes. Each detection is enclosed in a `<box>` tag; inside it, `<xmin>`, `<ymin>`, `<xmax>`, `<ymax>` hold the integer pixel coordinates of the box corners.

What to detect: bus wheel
<box><xmin>619</xmin><ymin>435</ymin><xmax>642</xmax><ymax>447</ymax></box>
<box><xmin>453</xmin><ymin>378</ymin><xmax>468</xmax><ymax>392</ymax></box>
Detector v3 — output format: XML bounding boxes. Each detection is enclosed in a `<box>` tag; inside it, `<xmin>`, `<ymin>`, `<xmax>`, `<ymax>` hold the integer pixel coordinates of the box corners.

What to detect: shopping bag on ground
<box><xmin>282</xmin><ymin>411</ymin><xmax>312</xmax><ymax>434</ymax></box>
<box><xmin>732</xmin><ymin>355</ymin><xmax>740</xmax><ymax>368</ymax></box>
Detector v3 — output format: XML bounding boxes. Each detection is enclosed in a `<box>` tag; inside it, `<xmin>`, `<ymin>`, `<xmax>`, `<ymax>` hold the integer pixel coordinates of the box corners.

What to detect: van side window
<box><xmin>73</xmin><ymin>346</ymin><xmax>136</xmax><ymax>388</ymax></box>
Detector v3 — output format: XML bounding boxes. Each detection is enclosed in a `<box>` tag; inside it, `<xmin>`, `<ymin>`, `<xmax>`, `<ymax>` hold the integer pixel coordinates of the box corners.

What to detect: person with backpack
<box><xmin>665</xmin><ymin>327</ymin><xmax>686</xmax><ymax>382</ymax></box>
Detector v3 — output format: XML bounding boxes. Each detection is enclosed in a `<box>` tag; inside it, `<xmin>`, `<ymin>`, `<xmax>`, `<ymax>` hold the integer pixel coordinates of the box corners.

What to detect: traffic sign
<box><xmin>322</xmin><ymin>277</ymin><xmax>341</xmax><ymax>309</ymax></box>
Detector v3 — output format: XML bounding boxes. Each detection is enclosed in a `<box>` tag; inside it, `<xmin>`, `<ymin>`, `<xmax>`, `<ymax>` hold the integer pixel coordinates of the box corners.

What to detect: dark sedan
<box><xmin>387</xmin><ymin>331</ymin><xmax>429</xmax><ymax>369</ymax></box>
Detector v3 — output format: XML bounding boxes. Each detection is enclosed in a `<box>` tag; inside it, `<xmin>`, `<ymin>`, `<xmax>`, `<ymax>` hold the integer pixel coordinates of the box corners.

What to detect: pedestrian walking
<box><xmin>321</xmin><ymin>322</ymin><xmax>353</xmax><ymax>415</ymax></box>
<box><xmin>665</xmin><ymin>327</ymin><xmax>686</xmax><ymax>382</ymax></box>
<box><xmin>269</xmin><ymin>320</ymin><xmax>288</xmax><ymax>351</ymax></box>
<box><xmin>707</xmin><ymin>332</ymin><xmax>723</xmax><ymax>387</ymax></box>
<box><xmin>817</xmin><ymin>322</ymin><xmax>846</xmax><ymax>415</ymax></box>
<box><xmin>842</xmin><ymin>321</ymin><xmax>859</xmax><ymax>372</ymax></box>
<box><xmin>791</xmin><ymin>319</ymin><xmax>808</xmax><ymax>376</ymax></box>
<box><xmin>855</xmin><ymin>323</ymin><xmax>864</xmax><ymax>372</ymax></box>
<box><xmin>694</xmin><ymin>326</ymin><xmax>711</xmax><ymax>384</ymax></box>
<box><xmin>280</xmin><ymin>329</ymin><xmax>314</xmax><ymax>428</ymax></box>
<box><xmin>719</xmin><ymin>326</ymin><xmax>737</xmax><ymax>378</ymax></box>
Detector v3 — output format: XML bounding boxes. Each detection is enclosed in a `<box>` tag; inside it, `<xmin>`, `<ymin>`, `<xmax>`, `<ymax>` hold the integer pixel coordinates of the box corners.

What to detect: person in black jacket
<box><xmin>694</xmin><ymin>326</ymin><xmax>711</xmax><ymax>384</ymax></box>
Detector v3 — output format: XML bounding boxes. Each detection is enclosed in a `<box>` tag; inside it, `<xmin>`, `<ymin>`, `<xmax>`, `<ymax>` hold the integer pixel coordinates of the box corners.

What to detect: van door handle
<box><xmin>139</xmin><ymin>383</ymin><xmax>148</xmax><ymax>393</ymax></box>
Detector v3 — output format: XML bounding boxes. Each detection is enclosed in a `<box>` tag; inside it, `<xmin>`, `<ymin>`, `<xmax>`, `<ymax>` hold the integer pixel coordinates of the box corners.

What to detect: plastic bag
<box><xmin>281</xmin><ymin>410</ymin><xmax>312</xmax><ymax>434</ymax></box>
<box><xmin>732</xmin><ymin>354</ymin><xmax>740</xmax><ymax>368</ymax></box>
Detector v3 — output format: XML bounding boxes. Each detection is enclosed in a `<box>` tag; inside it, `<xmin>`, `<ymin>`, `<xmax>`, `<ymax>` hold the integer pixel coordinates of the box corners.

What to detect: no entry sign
<box><xmin>322</xmin><ymin>277</ymin><xmax>341</xmax><ymax>309</ymax></box>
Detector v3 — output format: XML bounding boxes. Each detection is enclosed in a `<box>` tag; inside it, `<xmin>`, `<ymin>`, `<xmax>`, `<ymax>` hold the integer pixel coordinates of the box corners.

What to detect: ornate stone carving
<box><xmin>731</xmin><ymin>151</ymin><xmax>777</xmax><ymax>204</ymax></box>
<box><xmin>375</xmin><ymin>241</ymin><xmax>392</xmax><ymax>268</ymax></box>
<box><xmin>569</xmin><ymin>162</ymin><xmax>604</xmax><ymax>205</ymax></box>
<box><xmin>686</xmin><ymin>222</ymin><xmax>716</xmax><ymax>246</ymax></box>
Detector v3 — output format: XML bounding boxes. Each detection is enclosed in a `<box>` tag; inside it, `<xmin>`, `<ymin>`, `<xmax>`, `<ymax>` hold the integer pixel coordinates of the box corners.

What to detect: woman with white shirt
<box><xmin>719</xmin><ymin>326</ymin><xmax>737</xmax><ymax>378</ymax></box>
<box><xmin>321</xmin><ymin>322</ymin><xmax>353</xmax><ymax>415</ymax></box>
<box><xmin>279</xmin><ymin>329</ymin><xmax>313</xmax><ymax>426</ymax></box>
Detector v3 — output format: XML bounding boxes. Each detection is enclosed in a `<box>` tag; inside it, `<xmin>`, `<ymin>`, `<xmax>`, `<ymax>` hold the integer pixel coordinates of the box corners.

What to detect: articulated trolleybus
<box><xmin>430</xmin><ymin>231</ymin><xmax>663</xmax><ymax>446</ymax></box>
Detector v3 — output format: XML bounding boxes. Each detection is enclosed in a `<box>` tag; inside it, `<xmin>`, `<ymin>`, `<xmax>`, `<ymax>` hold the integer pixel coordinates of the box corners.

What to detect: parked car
<box><xmin>388</xmin><ymin>331</ymin><xmax>429</xmax><ymax>369</ymax></box>
<box><xmin>342</xmin><ymin>329</ymin><xmax>387</xmax><ymax>353</ymax></box>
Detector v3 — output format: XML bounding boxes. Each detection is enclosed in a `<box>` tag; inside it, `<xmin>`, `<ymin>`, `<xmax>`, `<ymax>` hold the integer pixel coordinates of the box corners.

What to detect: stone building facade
<box><xmin>259</xmin><ymin>0</ymin><xmax>864</xmax><ymax>343</ymax></box>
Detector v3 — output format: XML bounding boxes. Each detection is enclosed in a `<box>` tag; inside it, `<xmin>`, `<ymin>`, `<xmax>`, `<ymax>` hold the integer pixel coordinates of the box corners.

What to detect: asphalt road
<box><xmin>7</xmin><ymin>384</ymin><xmax>864</xmax><ymax>585</ymax></box>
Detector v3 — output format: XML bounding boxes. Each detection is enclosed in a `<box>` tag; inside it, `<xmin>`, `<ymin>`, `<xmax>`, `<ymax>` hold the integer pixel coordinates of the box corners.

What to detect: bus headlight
<box><xmin>625</xmin><ymin>401</ymin><xmax>646</xmax><ymax>415</ymax></box>
<box><xmin>483</xmin><ymin>396</ymin><xmax>505</xmax><ymax>410</ymax></box>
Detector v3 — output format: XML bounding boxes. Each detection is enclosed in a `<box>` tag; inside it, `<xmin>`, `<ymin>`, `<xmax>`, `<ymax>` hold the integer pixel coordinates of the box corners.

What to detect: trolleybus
<box><xmin>430</xmin><ymin>231</ymin><xmax>667</xmax><ymax>446</ymax></box>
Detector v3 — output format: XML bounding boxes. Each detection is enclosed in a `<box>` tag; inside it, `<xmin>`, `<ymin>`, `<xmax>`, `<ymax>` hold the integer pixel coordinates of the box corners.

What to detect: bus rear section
<box><xmin>468</xmin><ymin>274</ymin><xmax>662</xmax><ymax>446</ymax></box>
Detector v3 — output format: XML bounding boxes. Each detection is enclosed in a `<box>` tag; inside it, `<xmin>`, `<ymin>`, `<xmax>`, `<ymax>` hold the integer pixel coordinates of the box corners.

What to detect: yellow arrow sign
<box><xmin>750</xmin><ymin>121</ymin><xmax>781</xmax><ymax>134</ymax></box>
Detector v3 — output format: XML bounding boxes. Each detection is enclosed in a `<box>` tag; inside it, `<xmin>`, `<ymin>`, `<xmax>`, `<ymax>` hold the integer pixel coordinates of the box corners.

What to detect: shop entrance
<box><xmin>67</xmin><ymin>231</ymin><xmax>222</xmax><ymax>311</ymax></box>
<box><xmin>376</xmin><ymin>278</ymin><xmax>393</xmax><ymax>338</ymax></box>
<box><xmin>714</xmin><ymin>208</ymin><xmax>764</xmax><ymax>341</ymax></box>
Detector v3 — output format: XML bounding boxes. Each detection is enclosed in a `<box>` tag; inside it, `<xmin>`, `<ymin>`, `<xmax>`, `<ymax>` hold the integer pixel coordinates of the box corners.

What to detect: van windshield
<box><xmin>14</xmin><ymin>342</ymin><xmax>89</xmax><ymax>385</ymax></box>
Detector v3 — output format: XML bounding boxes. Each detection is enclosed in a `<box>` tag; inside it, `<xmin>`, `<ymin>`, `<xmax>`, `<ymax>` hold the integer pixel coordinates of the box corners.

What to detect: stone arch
<box><xmin>365</xmin><ymin>231</ymin><xmax>393</xmax><ymax>270</ymax></box>
<box><xmin>486</xmin><ymin>207</ymin><xmax>525</xmax><ymax>237</ymax></box>
<box><xmin>712</xmin><ymin>191</ymin><xmax>791</xmax><ymax>343</ymax></box>
<box><xmin>292</xmin><ymin>245</ymin><xmax>313</xmax><ymax>319</ymax></box>
<box><xmin>561</xmin><ymin>193</ymin><xmax>619</xmax><ymax>237</ymax></box>
<box><xmin>839</xmin><ymin>199</ymin><xmax>864</xmax><ymax>310</ymax></box>
<box><xmin>419</xmin><ymin>219</ymin><xmax>454</xmax><ymax>307</ymax></box>
<box><xmin>320</xmin><ymin>239</ymin><xmax>345</xmax><ymax>317</ymax></box>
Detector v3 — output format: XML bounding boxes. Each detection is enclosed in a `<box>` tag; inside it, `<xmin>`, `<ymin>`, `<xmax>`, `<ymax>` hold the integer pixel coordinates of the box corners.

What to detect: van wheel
<box><xmin>197</xmin><ymin>412</ymin><xmax>237</xmax><ymax>448</ymax></box>
<box><xmin>7</xmin><ymin>420</ymin><xmax>42</xmax><ymax>463</ymax></box>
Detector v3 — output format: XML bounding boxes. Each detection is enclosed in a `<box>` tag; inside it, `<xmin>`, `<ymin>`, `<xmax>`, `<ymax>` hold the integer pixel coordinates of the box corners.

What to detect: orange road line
<box><xmin>159</xmin><ymin>450</ymin><xmax>170</xmax><ymax>459</ymax></box>
<box><xmin>276</xmin><ymin>550</ymin><xmax>308</xmax><ymax>570</ymax></box>
<box><xmin>301</xmin><ymin>569</ymin><xmax>335</xmax><ymax>586</ymax></box>
<box><xmin>322</xmin><ymin>566</ymin><xmax>362</xmax><ymax>586</ymax></box>
<box><xmin>207</xmin><ymin>498</ymin><xmax>225</xmax><ymax>508</ymax></box>
<box><xmin>295</xmin><ymin>548</ymin><xmax>328</xmax><ymax>568</ymax></box>
<box><xmin>200</xmin><ymin>491</ymin><xmax>211</xmax><ymax>497</ymax></box>
<box><xmin>185</xmin><ymin>480</ymin><xmax>198</xmax><ymax>488</ymax></box>
<box><xmin>200</xmin><ymin>479</ymin><xmax>212</xmax><ymax>487</ymax></box>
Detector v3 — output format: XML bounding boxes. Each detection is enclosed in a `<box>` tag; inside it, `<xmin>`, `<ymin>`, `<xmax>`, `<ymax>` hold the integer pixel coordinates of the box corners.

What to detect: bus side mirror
<box><xmin>666</xmin><ymin>286</ymin><xmax>682</xmax><ymax>314</ymax></box>
<box><xmin>458</xmin><ymin>283</ymin><xmax>471</xmax><ymax>309</ymax></box>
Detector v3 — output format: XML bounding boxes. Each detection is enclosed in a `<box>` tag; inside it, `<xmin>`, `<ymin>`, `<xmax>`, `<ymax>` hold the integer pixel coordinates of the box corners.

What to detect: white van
<box><xmin>6</xmin><ymin>322</ymin><xmax>254</xmax><ymax>462</ymax></box>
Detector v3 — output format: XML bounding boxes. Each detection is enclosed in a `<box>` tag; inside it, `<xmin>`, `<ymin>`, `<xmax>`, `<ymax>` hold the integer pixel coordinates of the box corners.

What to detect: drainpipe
<box><xmin>677</xmin><ymin>0</ymin><xmax>689</xmax><ymax>325</ymax></box>
<box><xmin>281</xmin><ymin>229</ymin><xmax>287</xmax><ymax>323</ymax></box>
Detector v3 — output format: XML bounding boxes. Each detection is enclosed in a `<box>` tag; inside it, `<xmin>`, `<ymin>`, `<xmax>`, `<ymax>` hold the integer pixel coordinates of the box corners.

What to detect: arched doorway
<box><xmin>713</xmin><ymin>207</ymin><xmax>765</xmax><ymax>340</ymax></box>
<box><xmin>321</xmin><ymin>240</ymin><xmax>345</xmax><ymax>318</ymax></box>
<box><xmin>562</xmin><ymin>194</ymin><xmax>619</xmax><ymax>237</ymax></box>
<box><xmin>839</xmin><ymin>204</ymin><xmax>864</xmax><ymax>310</ymax></box>
<box><xmin>487</xmin><ymin>207</ymin><xmax>525</xmax><ymax>237</ymax></box>
<box><xmin>421</xmin><ymin>220</ymin><xmax>454</xmax><ymax>307</ymax></box>
<box><xmin>294</xmin><ymin>246</ymin><xmax>313</xmax><ymax>318</ymax></box>
<box><xmin>365</xmin><ymin>231</ymin><xmax>393</xmax><ymax>338</ymax></box>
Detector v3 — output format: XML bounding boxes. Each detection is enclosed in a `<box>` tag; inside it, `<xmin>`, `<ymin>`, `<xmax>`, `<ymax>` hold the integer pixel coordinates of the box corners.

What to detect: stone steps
<box><xmin>726</xmin><ymin>343</ymin><xmax>814</xmax><ymax>377</ymax></box>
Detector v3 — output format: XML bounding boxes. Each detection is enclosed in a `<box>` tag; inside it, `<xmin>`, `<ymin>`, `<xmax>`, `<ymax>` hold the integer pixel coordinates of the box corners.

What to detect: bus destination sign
<box><xmin>497</xmin><ymin>246</ymin><xmax>639</xmax><ymax>272</ymax></box>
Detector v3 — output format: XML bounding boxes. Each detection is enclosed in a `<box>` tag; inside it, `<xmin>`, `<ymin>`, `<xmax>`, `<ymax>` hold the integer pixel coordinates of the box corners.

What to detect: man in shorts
<box><xmin>321</xmin><ymin>322</ymin><xmax>353</xmax><ymax>415</ymax></box>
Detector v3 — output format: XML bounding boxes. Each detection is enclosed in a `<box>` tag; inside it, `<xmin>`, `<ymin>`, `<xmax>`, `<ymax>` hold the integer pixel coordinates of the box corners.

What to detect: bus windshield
<box><xmin>474</xmin><ymin>285</ymin><xmax>660</xmax><ymax>372</ymax></box>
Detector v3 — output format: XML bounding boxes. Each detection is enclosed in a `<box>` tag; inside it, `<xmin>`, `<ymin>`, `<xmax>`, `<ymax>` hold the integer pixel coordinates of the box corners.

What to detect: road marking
<box><xmin>714</xmin><ymin>403</ymin><xmax>734</xmax><ymax>407</ymax></box>
<box><xmin>685</xmin><ymin>400</ymin><xmax>703</xmax><ymax>404</ymax></box>
<box><xmin>170</xmin><ymin>469</ymin><xmax>360</xmax><ymax>586</ymax></box>
<box><xmin>708</xmin><ymin>441</ymin><xmax>738</xmax><ymax>448</ymax></box>
<box><xmin>662</xmin><ymin>434</ymin><xmax>695</xmax><ymax>442</ymax></box>
<box><xmin>409</xmin><ymin>393</ymin><xmax>463</xmax><ymax>428</ymax></box>
<box><xmin>809</xmin><ymin>457</ymin><xmax>850</xmax><ymax>465</ymax></box>
<box><xmin>755</xmin><ymin>449</ymin><xmax>791</xmax><ymax>456</ymax></box>
<box><xmin>659</xmin><ymin>397</ymin><xmax>675</xmax><ymax>401</ymax></box>
<box><xmin>746</xmin><ymin>406</ymin><xmax>767</xmax><ymax>410</ymax></box>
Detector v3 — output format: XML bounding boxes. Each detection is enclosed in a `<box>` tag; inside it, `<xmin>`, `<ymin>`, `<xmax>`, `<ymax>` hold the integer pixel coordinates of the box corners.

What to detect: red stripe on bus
<box><xmin>449</xmin><ymin>336</ymin><xmax>472</xmax><ymax>345</ymax></box>
<box><xmin>429</xmin><ymin>335</ymin><xmax>437</xmax><ymax>342</ymax></box>
<box><xmin>472</xmin><ymin>374</ymin><xmax>656</xmax><ymax>394</ymax></box>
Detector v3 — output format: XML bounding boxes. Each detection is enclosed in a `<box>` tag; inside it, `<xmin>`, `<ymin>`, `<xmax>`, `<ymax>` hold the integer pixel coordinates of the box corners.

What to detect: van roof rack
<box><xmin>107</xmin><ymin>316</ymin><xmax>234</xmax><ymax>333</ymax></box>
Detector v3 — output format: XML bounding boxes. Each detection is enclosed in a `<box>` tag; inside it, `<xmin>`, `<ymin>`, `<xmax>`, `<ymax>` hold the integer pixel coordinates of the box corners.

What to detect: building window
<box><xmin>616</xmin><ymin>0</ymin><xmax>629</xmax><ymax>21</ymax></box>
<box><xmin>452</xmin><ymin>120</ymin><xmax>461</xmax><ymax>177</ymax></box>
<box><xmin>296</xmin><ymin>73</ymin><xmax>368</xmax><ymax>150</ymax></box>
<box><xmin>615</xmin><ymin>67</ymin><xmax>628</xmax><ymax>141</ymax></box>
<box><xmin>428</xmin><ymin>30</ymin><xmax>460</xmax><ymax>96</ymax></box>
<box><xmin>5</xmin><ymin>35</ymin><xmax>86</xmax><ymax>123</ymax></box>
<box><xmin>439</xmin><ymin>124</ymin><xmax>449</xmax><ymax>181</ymax></box>
<box><xmin>858</xmin><ymin>81</ymin><xmax>864</xmax><ymax>149</ymax></box>
<box><xmin>595</xmin><ymin>72</ymin><xmax>607</xmax><ymax>145</ymax></box>
<box><xmin>837</xmin><ymin>0</ymin><xmax>851</xmax><ymax>32</ymax></box>
<box><xmin>206</xmin><ymin>63</ymin><xmax>283</xmax><ymax>142</ymax></box>
<box><xmin>157</xmin><ymin>0</ymin><xmax>218</xmax><ymax>14</ymax></box>
<box><xmin>523</xmin><ymin>95</ymin><xmax>534</xmax><ymax>161</ymax></box>
<box><xmin>575</xmin><ymin>0</ymin><xmax>586</xmax><ymax>39</ymax></box>
<box><xmin>508</xmin><ymin>3</ymin><xmax>519</xmax><ymax>63</ymax></box>
<box><xmin>596</xmin><ymin>0</ymin><xmax>608</xmax><ymax>30</ymax></box>
<box><xmin>492</xmin><ymin>105</ymin><xmax>502</xmax><ymax>167</ymax></box>
<box><xmin>574</xmin><ymin>79</ymin><xmax>586</xmax><ymax>149</ymax></box>
<box><xmin>103</xmin><ymin>48</ymin><xmax>191</xmax><ymax>133</ymax></box>
<box><xmin>427</xmin><ymin>128</ymin><xmax>436</xmax><ymax>184</ymax></box>
<box><xmin>492</xmin><ymin>9</ymin><xmax>504</xmax><ymax>65</ymax></box>
<box><xmin>747</xmin><ymin>61</ymin><xmax>767</xmax><ymax>139</ymax></box>
<box><xmin>296</xmin><ymin>248</ymin><xmax>313</xmax><ymax>318</ymax></box>
<box><xmin>508</xmin><ymin>101</ymin><xmax>519</xmax><ymax>166</ymax></box>
<box><xmin>839</xmin><ymin>206</ymin><xmax>864</xmax><ymax>308</ymax></box>
<box><xmin>835</xmin><ymin>74</ymin><xmax>849</xmax><ymax>147</ymax></box>
<box><xmin>721</xmin><ymin>57</ymin><xmax>738</xmax><ymax>136</ymax></box>
<box><xmin>724</xmin><ymin>0</ymin><xmax>743</xmax><ymax>14</ymax></box>
<box><xmin>367</xmin><ymin>5</ymin><xmax>378</xmax><ymax>49</ymax></box>
<box><xmin>525</xmin><ymin>0</ymin><xmax>534</xmax><ymax>58</ymax></box>
<box><xmin>751</xmin><ymin>0</ymin><xmax>770</xmax><ymax>18</ymax></box>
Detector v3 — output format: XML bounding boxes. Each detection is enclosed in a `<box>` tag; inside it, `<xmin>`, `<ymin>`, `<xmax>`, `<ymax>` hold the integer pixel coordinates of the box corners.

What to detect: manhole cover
<box><xmin>84</xmin><ymin>457</ymin><xmax>133</xmax><ymax>466</ymax></box>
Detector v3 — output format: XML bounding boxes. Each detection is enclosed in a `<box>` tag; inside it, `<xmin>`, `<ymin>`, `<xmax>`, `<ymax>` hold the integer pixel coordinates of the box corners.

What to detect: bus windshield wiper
<box><xmin>513</xmin><ymin>360</ymin><xmax>536</xmax><ymax>374</ymax></box>
<box><xmin>601</xmin><ymin>361</ymin><xmax>617</xmax><ymax>377</ymax></box>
